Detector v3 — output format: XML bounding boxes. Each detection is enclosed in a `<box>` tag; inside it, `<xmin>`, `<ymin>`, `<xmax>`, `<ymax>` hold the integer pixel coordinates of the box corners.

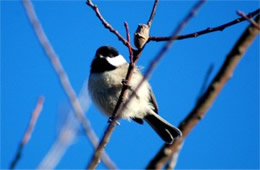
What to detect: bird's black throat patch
<box><xmin>90</xmin><ymin>57</ymin><xmax>116</xmax><ymax>73</ymax></box>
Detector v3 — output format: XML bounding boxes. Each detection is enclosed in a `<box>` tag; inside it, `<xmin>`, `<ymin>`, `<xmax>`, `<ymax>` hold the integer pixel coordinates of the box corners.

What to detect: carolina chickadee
<box><xmin>88</xmin><ymin>46</ymin><xmax>182</xmax><ymax>144</ymax></box>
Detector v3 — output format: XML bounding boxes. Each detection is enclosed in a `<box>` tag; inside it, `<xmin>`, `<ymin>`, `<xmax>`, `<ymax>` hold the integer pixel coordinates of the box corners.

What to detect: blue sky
<box><xmin>1</xmin><ymin>0</ymin><xmax>259</xmax><ymax>169</ymax></box>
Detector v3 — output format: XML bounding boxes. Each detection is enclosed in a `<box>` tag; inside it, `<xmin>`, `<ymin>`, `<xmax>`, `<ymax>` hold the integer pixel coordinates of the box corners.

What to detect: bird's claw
<box><xmin>121</xmin><ymin>79</ymin><xmax>128</xmax><ymax>86</ymax></box>
<box><xmin>108</xmin><ymin>117</ymin><xmax>120</xmax><ymax>125</ymax></box>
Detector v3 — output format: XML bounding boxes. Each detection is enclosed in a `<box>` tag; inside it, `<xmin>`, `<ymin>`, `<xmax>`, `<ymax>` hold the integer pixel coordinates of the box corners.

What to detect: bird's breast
<box><xmin>88</xmin><ymin>72</ymin><xmax>122</xmax><ymax>115</ymax></box>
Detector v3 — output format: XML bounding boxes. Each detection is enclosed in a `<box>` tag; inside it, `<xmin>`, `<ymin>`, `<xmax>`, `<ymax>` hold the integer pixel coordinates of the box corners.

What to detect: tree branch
<box><xmin>124</xmin><ymin>22</ymin><xmax>134</xmax><ymax>63</ymax></box>
<box><xmin>147</xmin><ymin>14</ymin><xmax>260</xmax><ymax>169</ymax></box>
<box><xmin>87</xmin><ymin>0</ymin><xmax>205</xmax><ymax>169</ymax></box>
<box><xmin>10</xmin><ymin>97</ymin><xmax>44</xmax><ymax>169</ymax></box>
<box><xmin>86</xmin><ymin>0</ymin><xmax>132</xmax><ymax>50</ymax></box>
<box><xmin>147</xmin><ymin>0</ymin><xmax>159</xmax><ymax>27</ymax></box>
<box><xmin>22</xmin><ymin>0</ymin><xmax>116</xmax><ymax>169</ymax></box>
<box><xmin>87</xmin><ymin>21</ymin><xmax>141</xmax><ymax>170</ymax></box>
<box><xmin>149</xmin><ymin>8</ymin><xmax>259</xmax><ymax>41</ymax></box>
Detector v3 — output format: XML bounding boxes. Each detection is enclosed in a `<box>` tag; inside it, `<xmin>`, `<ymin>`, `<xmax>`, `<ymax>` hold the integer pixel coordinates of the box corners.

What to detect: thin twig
<box><xmin>87</xmin><ymin>0</ymin><xmax>206</xmax><ymax>169</ymax></box>
<box><xmin>22</xmin><ymin>0</ymin><xmax>116</xmax><ymax>169</ymax></box>
<box><xmin>124</xmin><ymin>22</ymin><xmax>134</xmax><ymax>63</ymax></box>
<box><xmin>237</xmin><ymin>10</ymin><xmax>260</xmax><ymax>30</ymax></box>
<box><xmin>149</xmin><ymin>9</ymin><xmax>260</xmax><ymax>41</ymax></box>
<box><xmin>147</xmin><ymin>0</ymin><xmax>159</xmax><ymax>27</ymax></box>
<box><xmin>10</xmin><ymin>97</ymin><xmax>45</xmax><ymax>169</ymax></box>
<box><xmin>147</xmin><ymin>14</ymin><xmax>260</xmax><ymax>169</ymax></box>
<box><xmin>86</xmin><ymin>0</ymin><xmax>132</xmax><ymax>51</ymax></box>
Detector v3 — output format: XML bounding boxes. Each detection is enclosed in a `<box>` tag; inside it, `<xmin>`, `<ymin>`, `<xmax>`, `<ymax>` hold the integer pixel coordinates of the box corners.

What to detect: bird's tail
<box><xmin>144</xmin><ymin>113</ymin><xmax>182</xmax><ymax>144</ymax></box>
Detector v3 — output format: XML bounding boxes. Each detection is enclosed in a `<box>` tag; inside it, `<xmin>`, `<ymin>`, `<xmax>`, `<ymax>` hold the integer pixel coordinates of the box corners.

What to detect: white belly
<box><xmin>88</xmin><ymin>66</ymin><xmax>153</xmax><ymax>120</ymax></box>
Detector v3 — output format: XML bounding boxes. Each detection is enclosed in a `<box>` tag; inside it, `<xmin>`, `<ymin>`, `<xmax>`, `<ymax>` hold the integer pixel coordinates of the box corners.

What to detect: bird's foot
<box><xmin>108</xmin><ymin>116</ymin><xmax>120</xmax><ymax>125</ymax></box>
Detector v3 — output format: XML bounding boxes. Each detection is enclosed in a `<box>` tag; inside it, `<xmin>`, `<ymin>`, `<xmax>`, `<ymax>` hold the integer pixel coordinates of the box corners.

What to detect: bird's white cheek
<box><xmin>106</xmin><ymin>54</ymin><xmax>127</xmax><ymax>67</ymax></box>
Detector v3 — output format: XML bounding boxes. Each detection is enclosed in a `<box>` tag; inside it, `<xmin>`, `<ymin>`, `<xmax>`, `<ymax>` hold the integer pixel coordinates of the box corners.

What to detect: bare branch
<box><xmin>86</xmin><ymin>21</ymin><xmax>146</xmax><ymax>170</ymax></box>
<box><xmin>22</xmin><ymin>0</ymin><xmax>116</xmax><ymax>169</ymax></box>
<box><xmin>149</xmin><ymin>8</ymin><xmax>260</xmax><ymax>41</ymax></box>
<box><xmin>147</xmin><ymin>14</ymin><xmax>260</xmax><ymax>169</ymax></box>
<box><xmin>10</xmin><ymin>97</ymin><xmax>45</xmax><ymax>169</ymax></box>
<box><xmin>124</xmin><ymin>22</ymin><xmax>134</xmax><ymax>63</ymax></box>
<box><xmin>87</xmin><ymin>0</ymin><xmax>206</xmax><ymax>169</ymax></box>
<box><xmin>86</xmin><ymin>0</ymin><xmax>132</xmax><ymax>50</ymax></box>
<box><xmin>147</xmin><ymin>0</ymin><xmax>159</xmax><ymax>27</ymax></box>
<box><xmin>237</xmin><ymin>10</ymin><xmax>260</xmax><ymax>30</ymax></box>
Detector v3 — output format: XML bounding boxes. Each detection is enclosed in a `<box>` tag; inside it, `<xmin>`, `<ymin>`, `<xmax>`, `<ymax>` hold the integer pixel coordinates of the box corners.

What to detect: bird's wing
<box><xmin>134</xmin><ymin>66</ymin><xmax>159</xmax><ymax>114</ymax></box>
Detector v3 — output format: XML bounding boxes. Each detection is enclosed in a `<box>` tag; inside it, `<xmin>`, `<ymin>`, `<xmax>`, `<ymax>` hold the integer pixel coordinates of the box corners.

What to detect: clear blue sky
<box><xmin>1</xmin><ymin>0</ymin><xmax>259</xmax><ymax>169</ymax></box>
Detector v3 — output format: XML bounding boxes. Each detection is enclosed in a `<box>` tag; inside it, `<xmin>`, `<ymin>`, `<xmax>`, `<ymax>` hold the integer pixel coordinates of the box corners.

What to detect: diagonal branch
<box><xmin>10</xmin><ymin>97</ymin><xmax>44</xmax><ymax>169</ymax></box>
<box><xmin>22</xmin><ymin>0</ymin><xmax>116</xmax><ymax>169</ymax></box>
<box><xmin>86</xmin><ymin>0</ymin><xmax>131</xmax><ymax>50</ymax></box>
<box><xmin>147</xmin><ymin>14</ymin><xmax>260</xmax><ymax>170</ymax></box>
<box><xmin>149</xmin><ymin>8</ymin><xmax>259</xmax><ymax>41</ymax></box>
<box><xmin>86</xmin><ymin>0</ymin><xmax>206</xmax><ymax>169</ymax></box>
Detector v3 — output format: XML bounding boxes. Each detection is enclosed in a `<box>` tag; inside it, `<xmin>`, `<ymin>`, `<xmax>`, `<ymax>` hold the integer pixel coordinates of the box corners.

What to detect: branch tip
<box><xmin>149</xmin><ymin>9</ymin><xmax>260</xmax><ymax>41</ymax></box>
<box><xmin>10</xmin><ymin>96</ymin><xmax>45</xmax><ymax>169</ymax></box>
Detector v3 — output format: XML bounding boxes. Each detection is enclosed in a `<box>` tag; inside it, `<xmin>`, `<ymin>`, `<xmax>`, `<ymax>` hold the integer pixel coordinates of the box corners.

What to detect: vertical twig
<box><xmin>147</xmin><ymin>14</ymin><xmax>260</xmax><ymax>169</ymax></box>
<box><xmin>124</xmin><ymin>22</ymin><xmax>134</xmax><ymax>63</ymax></box>
<box><xmin>10</xmin><ymin>97</ymin><xmax>45</xmax><ymax>169</ymax></box>
<box><xmin>22</xmin><ymin>0</ymin><xmax>116</xmax><ymax>169</ymax></box>
<box><xmin>147</xmin><ymin>0</ymin><xmax>159</xmax><ymax>27</ymax></box>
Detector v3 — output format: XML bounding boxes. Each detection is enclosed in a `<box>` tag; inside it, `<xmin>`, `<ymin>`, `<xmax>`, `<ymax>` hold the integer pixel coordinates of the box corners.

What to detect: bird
<box><xmin>88</xmin><ymin>45</ymin><xmax>182</xmax><ymax>144</ymax></box>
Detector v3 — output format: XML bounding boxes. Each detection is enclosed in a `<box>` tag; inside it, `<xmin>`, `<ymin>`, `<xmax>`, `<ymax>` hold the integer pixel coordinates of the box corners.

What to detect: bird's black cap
<box><xmin>96</xmin><ymin>46</ymin><xmax>119</xmax><ymax>58</ymax></box>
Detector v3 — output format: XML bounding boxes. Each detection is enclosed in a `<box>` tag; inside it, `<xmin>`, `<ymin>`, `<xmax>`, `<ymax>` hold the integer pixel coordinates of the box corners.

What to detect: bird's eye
<box><xmin>109</xmin><ymin>54</ymin><xmax>116</xmax><ymax>58</ymax></box>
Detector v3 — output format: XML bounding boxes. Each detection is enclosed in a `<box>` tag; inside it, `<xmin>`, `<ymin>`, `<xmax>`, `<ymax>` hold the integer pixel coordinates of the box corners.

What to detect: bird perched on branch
<box><xmin>88</xmin><ymin>46</ymin><xmax>182</xmax><ymax>144</ymax></box>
